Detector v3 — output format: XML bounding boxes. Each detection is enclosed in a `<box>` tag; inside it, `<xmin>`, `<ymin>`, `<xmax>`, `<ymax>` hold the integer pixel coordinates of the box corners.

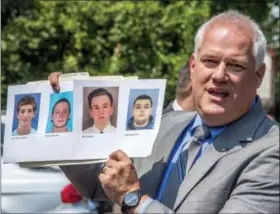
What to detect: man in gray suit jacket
<box><xmin>49</xmin><ymin>10</ymin><xmax>279</xmax><ymax>213</ymax></box>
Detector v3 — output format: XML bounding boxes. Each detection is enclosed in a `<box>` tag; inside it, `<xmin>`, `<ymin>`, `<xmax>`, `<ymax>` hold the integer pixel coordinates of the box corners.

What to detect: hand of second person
<box><xmin>99</xmin><ymin>150</ymin><xmax>140</xmax><ymax>205</ymax></box>
<box><xmin>48</xmin><ymin>72</ymin><xmax>62</xmax><ymax>92</ymax></box>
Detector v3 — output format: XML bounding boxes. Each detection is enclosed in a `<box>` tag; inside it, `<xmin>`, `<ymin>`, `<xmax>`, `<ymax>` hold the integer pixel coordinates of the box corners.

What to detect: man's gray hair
<box><xmin>194</xmin><ymin>10</ymin><xmax>267</xmax><ymax>70</ymax></box>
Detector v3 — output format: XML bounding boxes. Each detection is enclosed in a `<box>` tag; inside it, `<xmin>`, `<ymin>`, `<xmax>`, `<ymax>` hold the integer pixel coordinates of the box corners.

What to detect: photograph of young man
<box><xmin>127</xmin><ymin>94</ymin><xmax>154</xmax><ymax>130</ymax></box>
<box><xmin>12</xmin><ymin>95</ymin><xmax>37</xmax><ymax>136</ymax></box>
<box><xmin>83</xmin><ymin>88</ymin><xmax>116</xmax><ymax>134</ymax></box>
<box><xmin>50</xmin><ymin>98</ymin><xmax>71</xmax><ymax>133</ymax></box>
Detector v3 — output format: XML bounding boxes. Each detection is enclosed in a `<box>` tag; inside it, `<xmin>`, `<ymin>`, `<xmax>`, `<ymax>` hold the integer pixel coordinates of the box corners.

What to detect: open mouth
<box><xmin>208</xmin><ymin>88</ymin><xmax>230</xmax><ymax>99</ymax></box>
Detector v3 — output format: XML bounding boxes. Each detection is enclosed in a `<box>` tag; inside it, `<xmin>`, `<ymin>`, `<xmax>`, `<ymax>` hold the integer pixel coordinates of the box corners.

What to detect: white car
<box><xmin>1</xmin><ymin>161</ymin><xmax>99</xmax><ymax>213</ymax></box>
<box><xmin>1</xmin><ymin>161</ymin><xmax>70</xmax><ymax>213</ymax></box>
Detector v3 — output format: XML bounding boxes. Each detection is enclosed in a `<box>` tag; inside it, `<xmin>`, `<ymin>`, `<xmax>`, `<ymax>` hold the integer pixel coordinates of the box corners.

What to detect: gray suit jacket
<box><xmin>162</xmin><ymin>101</ymin><xmax>175</xmax><ymax>115</ymax></box>
<box><xmin>61</xmin><ymin>97</ymin><xmax>279</xmax><ymax>213</ymax></box>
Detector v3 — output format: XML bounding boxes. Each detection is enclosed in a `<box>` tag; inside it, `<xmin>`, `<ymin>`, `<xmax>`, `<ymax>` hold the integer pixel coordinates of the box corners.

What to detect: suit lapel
<box><xmin>144</xmin><ymin>113</ymin><xmax>196</xmax><ymax>197</ymax></box>
<box><xmin>174</xmin><ymin>126</ymin><xmax>241</xmax><ymax>209</ymax></box>
<box><xmin>174</xmin><ymin>97</ymin><xmax>266</xmax><ymax>210</ymax></box>
<box><xmin>155</xmin><ymin>120</ymin><xmax>191</xmax><ymax>163</ymax></box>
<box><xmin>151</xmin><ymin>112</ymin><xmax>196</xmax><ymax>163</ymax></box>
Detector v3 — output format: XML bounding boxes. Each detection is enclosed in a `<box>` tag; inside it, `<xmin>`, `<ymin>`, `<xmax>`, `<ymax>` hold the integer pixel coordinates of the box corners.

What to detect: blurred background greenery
<box><xmin>1</xmin><ymin>0</ymin><xmax>279</xmax><ymax>120</ymax></box>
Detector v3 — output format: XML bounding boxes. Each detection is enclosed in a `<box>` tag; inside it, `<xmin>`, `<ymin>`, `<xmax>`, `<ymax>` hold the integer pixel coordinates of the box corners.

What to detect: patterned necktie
<box><xmin>160</xmin><ymin>125</ymin><xmax>211</xmax><ymax>209</ymax></box>
<box><xmin>185</xmin><ymin>125</ymin><xmax>211</xmax><ymax>171</ymax></box>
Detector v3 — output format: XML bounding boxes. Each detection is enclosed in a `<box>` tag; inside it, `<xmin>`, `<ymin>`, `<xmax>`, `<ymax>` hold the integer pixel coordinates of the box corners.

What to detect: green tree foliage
<box><xmin>1</xmin><ymin>1</ymin><xmax>210</xmax><ymax>109</ymax></box>
<box><xmin>1</xmin><ymin>0</ymin><xmax>277</xmax><ymax>114</ymax></box>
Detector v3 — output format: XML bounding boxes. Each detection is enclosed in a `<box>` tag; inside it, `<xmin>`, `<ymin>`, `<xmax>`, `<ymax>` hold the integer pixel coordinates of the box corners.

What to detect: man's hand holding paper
<box><xmin>99</xmin><ymin>150</ymin><xmax>140</xmax><ymax>205</ymax></box>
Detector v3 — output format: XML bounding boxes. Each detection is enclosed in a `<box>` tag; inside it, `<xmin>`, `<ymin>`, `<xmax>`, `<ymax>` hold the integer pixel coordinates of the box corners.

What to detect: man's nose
<box><xmin>212</xmin><ymin>62</ymin><xmax>228</xmax><ymax>82</ymax></box>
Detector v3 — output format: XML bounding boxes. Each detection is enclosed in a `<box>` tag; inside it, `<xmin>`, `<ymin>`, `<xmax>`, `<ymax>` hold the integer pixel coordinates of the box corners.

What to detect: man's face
<box><xmin>132</xmin><ymin>99</ymin><xmax>152</xmax><ymax>126</ymax></box>
<box><xmin>89</xmin><ymin>95</ymin><xmax>113</xmax><ymax>127</ymax></box>
<box><xmin>17</xmin><ymin>104</ymin><xmax>35</xmax><ymax>127</ymax></box>
<box><xmin>190</xmin><ymin>24</ymin><xmax>265</xmax><ymax>126</ymax></box>
<box><xmin>52</xmin><ymin>102</ymin><xmax>70</xmax><ymax>128</ymax></box>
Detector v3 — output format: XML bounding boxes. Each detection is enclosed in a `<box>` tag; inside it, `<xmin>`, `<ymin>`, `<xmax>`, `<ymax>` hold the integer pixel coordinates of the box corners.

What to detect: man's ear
<box><xmin>256</xmin><ymin>63</ymin><xmax>266</xmax><ymax>89</ymax></box>
<box><xmin>189</xmin><ymin>53</ymin><xmax>196</xmax><ymax>79</ymax></box>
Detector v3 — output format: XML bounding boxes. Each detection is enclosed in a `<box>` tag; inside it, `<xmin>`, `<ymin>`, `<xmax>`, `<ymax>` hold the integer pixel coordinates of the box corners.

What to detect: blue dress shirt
<box><xmin>138</xmin><ymin>114</ymin><xmax>226</xmax><ymax>213</ymax></box>
<box><xmin>155</xmin><ymin>114</ymin><xmax>226</xmax><ymax>202</ymax></box>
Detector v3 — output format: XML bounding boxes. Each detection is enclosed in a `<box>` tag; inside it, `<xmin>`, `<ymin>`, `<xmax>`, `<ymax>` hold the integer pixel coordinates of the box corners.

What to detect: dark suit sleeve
<box><xmin>60</xmin><ymin>163</ymin><xmax>108</xmax><ymax>200</ymax></box>
<box><xmin>219</xmin><ymin>142</ymin><xmax>279</xmax><ymax>213</ymax></box>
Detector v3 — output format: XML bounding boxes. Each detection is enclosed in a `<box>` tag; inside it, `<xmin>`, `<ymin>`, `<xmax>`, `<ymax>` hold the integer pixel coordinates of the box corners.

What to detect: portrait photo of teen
<box><xmin>126</xmin><ymin>89</ymin><xmax>159</xmax><ymax>131</ymax></box>
<box><xmin>12</xmin><ymin>93</ymin><xmax>41</xmax><ymax>136</ymax></box>
<box><xmin>45</xmin><ymin>91</ymin><xmax>73</xmax><ymax>133</ymax></box>
<box><xmin>82</xmin><ymin>87</ymin><xmax>119</xmax><ymax>134</ymax></box>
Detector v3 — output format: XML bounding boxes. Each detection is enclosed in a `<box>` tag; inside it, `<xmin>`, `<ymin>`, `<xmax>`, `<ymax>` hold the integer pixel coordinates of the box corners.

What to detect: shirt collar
<box><xmin>93</xmin><ymin>123</ymin><xmax>112</xmax><ymax>133</ymax></box>
<box><xmin>172</xmin><ymin>99</ymin><xmax>183</xmax><ymax>111</ymax></box>
<box><xmin>190</xmin><ymin>114</ymin><xmax>226</xmax><ymax>140</ymax></box>
<box><xmin>190</xmin><ymin>97</ymin><xmax>257</xmax><ymax>139</ymax></box>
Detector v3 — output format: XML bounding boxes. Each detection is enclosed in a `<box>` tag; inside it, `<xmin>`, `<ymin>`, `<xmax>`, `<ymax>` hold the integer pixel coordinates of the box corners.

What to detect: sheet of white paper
<box><xmin>73</xmin><ymin>79</ymin><xmax>166</xmax><ymax>159</ymax></box>
<box><xmin>3</xmin><ymin>78</ymin><xmax>166</xmax><ymax>164</ymax></box>
<box><xmin>89</xmin><ymin>76</ymin><xmax>123</xmax><ymax>80</ymax></box>
<box><xmin>119</xmin><ymin>79</ymin><xmax>166</xmax><ymax>157</ymax></box>
<box><xmin>3</xmin><ymin>82</ymin><xmax>76</xmax><ymax>163</ymax></box>
<box><xmin>123</xmin><ymin>76</ymin><xmax>139</xmax><ymax>79</ymax></box>
<box><xmin>59</xmin><ymin>72</ymin><xmax>90</xmax><ymax>81</ymax></box>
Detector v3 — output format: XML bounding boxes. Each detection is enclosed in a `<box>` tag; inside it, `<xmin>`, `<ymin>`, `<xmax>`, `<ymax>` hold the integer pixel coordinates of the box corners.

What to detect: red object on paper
<box><xmin>61</xmin><ymin>183</ymin><xmax>82</xmax><ymax>203</ymax></box>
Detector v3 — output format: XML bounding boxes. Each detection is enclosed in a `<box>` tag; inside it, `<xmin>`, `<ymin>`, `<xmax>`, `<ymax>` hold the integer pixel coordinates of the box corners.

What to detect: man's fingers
<box><xmin>99</xmin><ymin>168</ymin><xmax>119</xmax><ymax>185</ymax></box>
<box><xmin>106</xmin><ymin>159</ymin><xmax>120</xmax><ymax>169</ymax></box>
<box><xmin>99</xmin><ymin>173</ymin><xmax>110</xmax><ymax>185</ymax></box>
<box><xmin>109</xmin><ymin>150</ymin><xmax>130</xmax><ymax>161</ymax></box>
<box><xmin>48</xmin><ymin>72</ymin><xmax>62</xmax><ymax>92</ymax></box>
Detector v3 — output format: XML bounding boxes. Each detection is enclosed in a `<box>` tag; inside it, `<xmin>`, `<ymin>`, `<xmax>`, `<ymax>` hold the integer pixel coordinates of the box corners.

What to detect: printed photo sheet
<box><xmin>3</xmin><ymin>79</ymin><xmax>166</xmax><ymax>164</ymax></box>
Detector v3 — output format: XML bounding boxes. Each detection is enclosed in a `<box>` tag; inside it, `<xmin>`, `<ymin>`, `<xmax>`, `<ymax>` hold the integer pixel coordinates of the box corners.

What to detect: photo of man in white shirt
<box><xmin>83</xmin><ymin>88</ymin><xmax>116</xmax><ymax>134</ymax></box>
